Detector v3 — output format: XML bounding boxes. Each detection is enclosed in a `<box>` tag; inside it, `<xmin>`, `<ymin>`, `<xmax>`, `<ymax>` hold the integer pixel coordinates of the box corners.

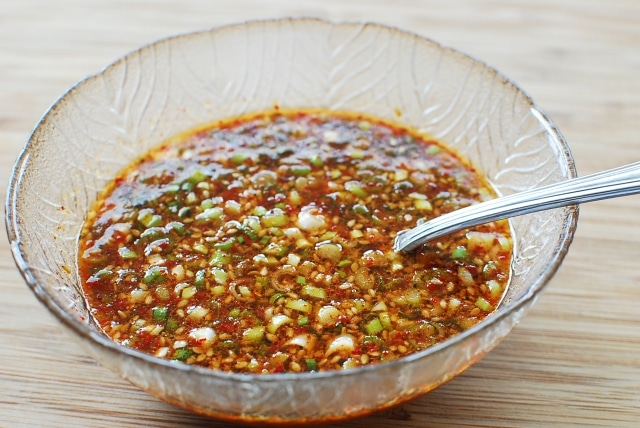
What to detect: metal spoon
<box><xmin>394</xmin><ymin>161</ymin><xmax>640</xmax><ymax>252</ymax></box>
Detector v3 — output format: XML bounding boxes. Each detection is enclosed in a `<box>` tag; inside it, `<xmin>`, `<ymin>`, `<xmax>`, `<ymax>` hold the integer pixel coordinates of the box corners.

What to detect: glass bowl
<box><xmin>6</xmin><ymin>18</ymin><xmax>577</xmax><ymax>425</ymax></box>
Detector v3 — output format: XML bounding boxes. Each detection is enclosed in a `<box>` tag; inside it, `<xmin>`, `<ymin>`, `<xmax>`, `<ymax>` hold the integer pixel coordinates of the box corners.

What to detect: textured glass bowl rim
<box><xmin>6</xmin><ymin>17</ymin><xmax>578</xmax><ymax>386</ymax></box>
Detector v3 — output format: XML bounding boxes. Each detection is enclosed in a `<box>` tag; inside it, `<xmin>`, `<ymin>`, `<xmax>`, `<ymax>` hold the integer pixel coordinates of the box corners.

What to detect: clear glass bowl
<box><xmin>6</xmin><ymin>18</ymin><xmax>577</xmax><ymax>425</ymax></box>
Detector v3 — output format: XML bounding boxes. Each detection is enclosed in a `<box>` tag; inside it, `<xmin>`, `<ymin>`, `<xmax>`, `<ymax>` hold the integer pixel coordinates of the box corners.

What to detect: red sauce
<box><xmin>79</xmin><ymin>110</ymin><xmax>512</xmax><ymax>373</ymax></box>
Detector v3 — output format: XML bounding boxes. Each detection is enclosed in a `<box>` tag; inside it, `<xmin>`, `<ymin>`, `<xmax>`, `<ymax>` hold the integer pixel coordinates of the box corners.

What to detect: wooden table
<box><xmin>2</xmin><ymin>1</ymin><xmax>639</xmax><ymax>426</ymax></box>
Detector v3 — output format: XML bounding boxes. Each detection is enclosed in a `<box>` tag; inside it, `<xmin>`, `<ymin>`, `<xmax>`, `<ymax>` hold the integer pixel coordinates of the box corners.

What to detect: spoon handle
<box><xmin>394</xmin><ymin>161</ymin><xmax>640</xmax><ymax>252</ymax></box>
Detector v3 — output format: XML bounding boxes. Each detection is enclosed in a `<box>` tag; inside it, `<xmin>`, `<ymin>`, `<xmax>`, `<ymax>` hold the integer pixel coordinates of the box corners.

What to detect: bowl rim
<box><xmin>5</xmin><ymin>17</ymin><xmax>579</xmax><ymax>385</ymax></box>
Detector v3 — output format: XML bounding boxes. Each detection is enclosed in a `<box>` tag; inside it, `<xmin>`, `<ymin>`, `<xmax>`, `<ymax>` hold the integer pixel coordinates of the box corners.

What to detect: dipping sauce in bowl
<box><xmin>8</xmin><ymin>18</ymin><xmax>577</xmax><ymax>424</ymax></box>
<box><xmin>79</xmin><ymin>109</ymin><xmax>512</xmax><ymax>374</ymax></box>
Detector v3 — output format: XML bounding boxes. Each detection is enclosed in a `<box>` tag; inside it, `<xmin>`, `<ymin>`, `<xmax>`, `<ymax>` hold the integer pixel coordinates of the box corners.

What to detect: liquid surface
<box><xmin>79</xmin><ymin>111</ymin><xmax>512</xmax><ymax>373</ymax></box>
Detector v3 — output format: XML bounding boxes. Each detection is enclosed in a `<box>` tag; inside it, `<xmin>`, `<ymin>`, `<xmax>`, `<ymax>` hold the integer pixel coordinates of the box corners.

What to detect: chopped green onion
<box><xmin>263</xmin><ymin>242</ymin><xmax>289</xmax><ymax>257</ymax></box>
<box><xmin>259</xmin><ymin>236</ymin><xmax>271</xmax><ymax>246</ymax></box>
<box><xmin>266</xmin><ymin>314</ymin><xmax>293</xmax><ymax>334</ymax></box>
<box><xmin>143</xmin><ymin>266</ymin><xmax>167</xmax><ymax>284</ymax></box>
<box><xmin>138</xmin><ymin>209</ymin><xmax>162</xmax><ymax>228</ymax></box>
<box><xmin>266</xmin><ymin>256</ymin><xmax>279</xmax><ymax>265</ymax></box>
<box><xmin>118</xmin><ymin>247</ymin><xmax>137</xmax><ymax>259</ymax></box>
<box><xmin>305</xmin><ymin>358</ymin><xmax>318</xmax><ymax>371</ymax></box>
<box><xmin>209</xmin><ymin>249</ymin><xmax>230</xmax><ymax>268</ymax></box>
<box><xmin>487</xmin><ymin>280</ymin><xmax>502</xmax><ymax>299</ymax></box>
<box><xmin>365</xmin><ymin>317</ymin><xmax>384</xmax><ymax>335</ymax></box>
<box><xmin>187</xmin><ymin>169</ymin><xmax>208</xmax><ymax>184</ymax></box>
<box><xmin>269</xmin><ymin>227</ymin><xmax>284</xmax><ymax>237</ymax></box>
<box><xmin>252</xmin><ymin>206</ymin><xmax>268</xmax><ymax>216</ymax></box>
<box><xmin>240</xmin><ymin>224</ymin><xmax>259</xmax><ymax>241</ymax></box>
<box><xmin>352</xmin><ymin>204</ymin><xmax>370</xmax><ymax>216</ymax></box>
<box><xmin>285</xmin><ymin>299</ymin><xmax>312</xmax><ymax>314</ymax></box>
<box><xmin>164</xmin><ymin>183</ymin><xmax>181</xmax><ymax>194</ymax></box>
<box><xmin>200</xmin><ymin>199</ymin><xmax>215</xmax><ymax>210</ymax></box>
<box><xmin>244</xmin><ymin>216</ymin><xmax>262</xmax><ymax>232</ymax></box>
<box><xmin>287</xmin><ymin>253</ymin><xmax>301</xmax><ymax>266</ymax></box>
<box><xmin>309</xmin><ymin>155</ymin><xmax>323</xmax><ymax>167</ymax></box>
<box><xmin>194</xmin><ymin>269</ymin><xmax>206</xmax><ymax>289</ymax></box>
<box><xmin>269</xmin><ymin>292</ymin><xmax>287</xmax><ymax>305</ymax></box>
<box><xmin>482</xmin><ymin>261</ymin><xmax>499</xmax><ymax>278</ymax></box>
<box><xmin>426</xmin><ymin>145</ymin><xmax>441</xmax><ymax>155</ymax></box>
<box><xmin>466</xmin><ymin>231</ymin><xmax>497</xmax><ymax>251</ymax></box>
<box><xmin>451</xmin><ymin>246</ymin><xmax>468</xmax><ymax>259</ymax></box>
<box><xmin>172</xmin><ymin>348</ymin><xmax>194</xmax><ymax>362</ymax></box>
<box><xmin>350</xmin><ymin>229</ymin><xmax>364</xmax><ymax>239</ymax></box>
<box><xmin>318</xmin><ymin>231</ymin><xmax>337</xmax><ymax>241</ymax></box>
<box><xmin>165</xmin><ymin>318</ymin><xmax>178</xmax><ymax>331</ymax></box>
<box><xmin>408</xmin><ymin>192</ymin><xmax>427</xmax><ymax>200</ymax></box>
<box><xmin>301</xmin><ymin>284</ymin><xmax>327</xmax><ymax>299</ymax></box>
<box><xmin>178</xmin><ymin>207</ymin><xmax>192</xmax><ymax>218</ymax></box>
<box><xmin>139</xmin><ymin>227</ymin><xmax>166</xmax><ymax>241</ymax></box>
<box><xmin>90</xmin><ymin>268</ymin><xmax>113</xmax><ymax>281</ymax></box>
<box><xmin>379</xmin><ymin>312</ymin><xmax>392</xmax><ymax>330</ymax></box>
<box><xmin>167</xmin><ymin>202</ymin><xmax>180</xmax><ymax>214</ymax></box>
<box><xmin>213</xmin><ymin>238</ymin><xmax>235</xmax><ymax>251</ymax></box>
<box><xmin>291</xmin><ymin>165</ymin><xmax>312</xmax><ymax>177</ymax></box>
<box><xmin>296</xmin><ymin>276</ymin><xmax>306</xmax><ymax>285</ymax></box>
<box><xmin>337</xmin><ymin>259</ymin><xmax>352</xmax><ymax>268</ymax></box>
<box><xmin>193</xmin><ymin>243</ymin><xmax>209</xmax><ymax>255</ymax></box>
<box><xmin>196</xmin><ymin>207</ymin><xmax>223</xmax><ymax>221</ymax></box>
<box><xmin>242</xmin><ymin>326</ymin><xmax>265</xmax><ymax>343</ymax></box>
<box><xmin>459</xmin><ymin>265</ymin><xmax>476</xmax><ymax>286</ymax></box>
<box><xmin>414</xmin><ymin>199</ymin><xmax>433</xmax><ymax>211</ymax></box>
<box><xmin>475</xmin><ymin>297</ymin><xmax>493</xmax><ymax>312</ymax></box>
<box><xmin>497</xmin><ymin>233</ymin><xmax>512</xmax><ymax>251</ymax></box>
<box><xmin>253</xmin><ymin>254</ymin><xmax>269</xmax><ymax>264</ymax></box>
<box><xmin>353</xmin><ymin>299</ymin><xmax>369</xmax><ymax>312</ymax></box>
<box><xmin>289</xmin><ymin>190</ymin><xmax>302</xmax><ymax>206</ymax></box>
<box><xmin>181</xmin><ymin>286</ymin><xmax>197</xmax><ymax>299</ymax></box>
<box><xmin>345</xmin><ymin>181</ymin><xmax>367</xmax><ymax>198</ymax></box>
<box><xmin>225</xmin><ymin>200</ymin><xmax>242</xmax><ymax>214</ymax></box>
<box><xmin>211</xmin><ymin>285</ymin><xmax>226</xmax><ymax>296</ymax></box>
<box><xmin>185</xmin><ymin>192</ymin><xmax>197</xmax><ymax>204</ymax></box>
<box><xmin>165</xmin><ymin>221</ymin><xmax>185</xmax><ymax>235</ymax></box>
<box><xmin>230</xmin><ymin>153</ymin><xmax>249</xmax><ymax>165</ymax></box>
<box><xmin>212</xmin><ymin>267</ymin><xmax>228</xmax><ymax>285</ymax></box>
<box><xmin>348</xmin><ymin>150</ymin><xmax>365</xmax><ymax>160</ymax></box>
<box><xmin>393</xmin><ymin>289</ymin><xmax>421</xmax><ymax>306</ymax></box>
<box><xmin>261</xmin><ymin>208</ymin><xmax>288</xmax><ymax>228</ymax></box>
<box><xmin>152</xmin><ymin>306</ymin><xmax>168</xmax><ymax>321</ymax></box>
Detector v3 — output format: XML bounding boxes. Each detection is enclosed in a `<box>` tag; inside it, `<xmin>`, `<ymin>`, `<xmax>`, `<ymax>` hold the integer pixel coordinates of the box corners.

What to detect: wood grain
<box><xmin>2</xmin><ymin>1</ymin><xmax>639</xmax><ymax>426</ymax></box>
